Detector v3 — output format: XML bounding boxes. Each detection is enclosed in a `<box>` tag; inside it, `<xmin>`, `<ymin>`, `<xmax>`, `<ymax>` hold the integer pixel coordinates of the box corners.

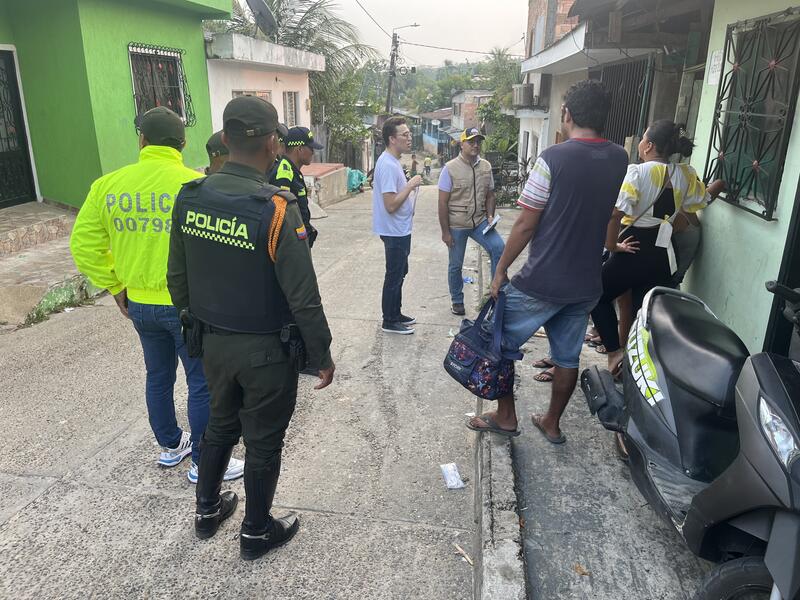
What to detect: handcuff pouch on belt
<box><xmin>280</xmin><ymin>324</ymin><xmax>307</xmax><ymax>372</ymax></box>
<box><xmin>180</xmin><ymin>309</ymin><xmax>204</xmax><ymax>358</ymax></box>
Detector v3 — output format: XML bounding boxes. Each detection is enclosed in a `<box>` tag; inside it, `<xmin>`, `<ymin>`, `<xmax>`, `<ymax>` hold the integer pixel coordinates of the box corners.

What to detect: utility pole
<box><xmin>385</xmin><ymin>24</ymin><xmax>418</xmax><ymax>114</ymax></box>
<box><xmin>385</xmin><ymin>33</ymin><xmax>399</xmax><ymax>114</ymax></box>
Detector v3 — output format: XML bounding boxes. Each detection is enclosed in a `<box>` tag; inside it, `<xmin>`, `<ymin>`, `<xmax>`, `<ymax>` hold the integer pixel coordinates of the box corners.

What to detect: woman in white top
<box><xmin>591</xmin><ymin>120</ymin><xmax>725</xmax><ymax>374</ymax></box>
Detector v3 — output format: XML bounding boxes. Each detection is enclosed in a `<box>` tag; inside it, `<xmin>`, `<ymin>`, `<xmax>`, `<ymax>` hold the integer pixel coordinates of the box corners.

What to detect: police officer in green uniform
<box><xmin>269</xmin><ymin>126</ymin><xmax>323</xmax><ymax>248</ymax></box>
<box><xmin>204</xmin><ymin>130</ymin><xmax>229</xmax><ymax>175</ymax></box>
<box><xmin>167</xmin><ymin>96</ymin><xmax>335</xmax><ymax>561</ymax></box>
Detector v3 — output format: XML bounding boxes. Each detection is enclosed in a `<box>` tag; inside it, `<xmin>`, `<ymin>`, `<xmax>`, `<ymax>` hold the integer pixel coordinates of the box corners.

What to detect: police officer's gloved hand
<box><xmin>308</xmin><ymin>225</ymin><xmax>319</xmax><ymax>248</ymax></box>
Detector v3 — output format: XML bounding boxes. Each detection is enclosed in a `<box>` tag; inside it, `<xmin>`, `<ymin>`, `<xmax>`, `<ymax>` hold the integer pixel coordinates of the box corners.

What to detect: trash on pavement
<box><xmin>463</xmin><ymin>276</ymin><xmax>474</xmax><ymax>284</ymax></box>
<box><xmin>452</xmin><ymin>542</ymin><xmax>473</xmax><ymax>565</ymax></box>
<box><xmin>440</xmin><ymin>463</ymin><xmax>465</xmax><ymax>489</ymax></box>
<box><xmin>574</xmin><ymin>563</ymin><xmax>592</xmax><ymax>577</ymax></box>
<box><xmin>448</xmin><ymin>328</ymin><xmax>456</xmax><ymax>337</ymax></box>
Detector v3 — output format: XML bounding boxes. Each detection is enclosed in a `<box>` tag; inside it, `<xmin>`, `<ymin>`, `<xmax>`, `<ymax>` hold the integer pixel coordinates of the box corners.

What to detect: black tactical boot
<box><xmin>240</xmin><ymin>457</ymin><xmax>300</xmax><ymax>561</ymax></box>
<box><xmin>195</xmin><ymin>443</ymin><xmax>238</xmax><ymax>540</ymax></box>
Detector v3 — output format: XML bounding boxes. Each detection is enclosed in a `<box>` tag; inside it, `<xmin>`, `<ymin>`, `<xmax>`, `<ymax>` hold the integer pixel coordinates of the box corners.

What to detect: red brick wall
<box><xmin>525</xmin><ymin>0</ymin><xmax>579</xmax><ymax>57</ymax></box>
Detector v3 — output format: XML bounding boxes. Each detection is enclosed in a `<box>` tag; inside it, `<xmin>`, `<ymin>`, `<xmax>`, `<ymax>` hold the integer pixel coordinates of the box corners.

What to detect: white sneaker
<box><xmin>158</xmin><ymin>431</ymin><xmax>192</xmax><ymax>467</ymax></box>
<box><xmin>187</xmin><ymin>457</ymin><xmax>245</xmax><ymax>484</ymax></box>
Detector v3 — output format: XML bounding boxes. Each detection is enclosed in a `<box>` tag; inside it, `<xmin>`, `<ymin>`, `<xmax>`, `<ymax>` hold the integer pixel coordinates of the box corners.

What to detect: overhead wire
<box><xmin>398</xmin><ymin>38</ymin><xmax>524</xmax><ymax>58</ymax></box>
<box><xmin>353</xmin><ymin>0</ymin><xmax>391</xmax><ymax>39</ymax></box>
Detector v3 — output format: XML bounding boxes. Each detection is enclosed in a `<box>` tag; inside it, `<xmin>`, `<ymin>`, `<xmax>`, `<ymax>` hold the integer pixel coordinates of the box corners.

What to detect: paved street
<box><xmin>2</xmin><ymin>185</ymin><xmax>712</xmax><ymax>599</ymax></box>
<box><xmin>0</xmin><ymin>186</ymin><xmax>476</xmax><ymax>599</ymax></box>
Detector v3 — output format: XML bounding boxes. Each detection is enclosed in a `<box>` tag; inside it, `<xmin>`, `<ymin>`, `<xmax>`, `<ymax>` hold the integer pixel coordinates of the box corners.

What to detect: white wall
<box><xmin>206</xmin><ymin>60</ymin><xmax>312</xmax><ymax>132</ymax></box>
<box><xmin>546</xmin><ymin>69</ymin><xmax>587</xmax><ymax>147</ymax></box>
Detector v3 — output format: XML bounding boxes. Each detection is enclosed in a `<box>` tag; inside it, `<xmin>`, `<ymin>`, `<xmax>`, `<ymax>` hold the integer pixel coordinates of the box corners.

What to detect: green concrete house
<box><xmin>687</xmin><ymin>1</ymin><xmax>800</xmax><ymax>355</ymax></box>
<box><xmin>0</xmin><ymin>0</ymin><xmax>230</xmax><ymax>210</ymax></box>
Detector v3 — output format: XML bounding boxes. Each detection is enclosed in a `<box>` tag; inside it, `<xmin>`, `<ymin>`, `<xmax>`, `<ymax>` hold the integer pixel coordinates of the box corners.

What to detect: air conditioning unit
<box><xmin>512</xmin><ymin>83</ymin><xmax>535</xmax><ymax>108</ymax></box>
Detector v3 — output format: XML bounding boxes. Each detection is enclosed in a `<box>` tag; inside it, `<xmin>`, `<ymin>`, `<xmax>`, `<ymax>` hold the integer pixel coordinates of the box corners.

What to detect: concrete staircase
<box><xmin>0</xmin><ymin>202</ymin><xmax>87</xmax><ymax>329</ymax></box>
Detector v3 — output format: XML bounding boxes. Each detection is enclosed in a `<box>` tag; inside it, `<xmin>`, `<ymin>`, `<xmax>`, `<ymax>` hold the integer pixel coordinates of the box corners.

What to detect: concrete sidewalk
<box><xmin>0</xmin><ymin>186</ymin><xmax>481</xmax><ymax>599</ymax></box>
<box><xmin>482</xmin><ymin>200</ymin><xmax>713</xmax><ymax>599</ymax></box>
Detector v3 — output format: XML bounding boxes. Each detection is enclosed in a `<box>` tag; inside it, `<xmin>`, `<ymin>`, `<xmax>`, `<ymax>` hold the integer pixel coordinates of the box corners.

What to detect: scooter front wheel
<box><xmin>693</xmin><ymin>556</ymin><xmax>774</xmax><ymax>600</ymax></box>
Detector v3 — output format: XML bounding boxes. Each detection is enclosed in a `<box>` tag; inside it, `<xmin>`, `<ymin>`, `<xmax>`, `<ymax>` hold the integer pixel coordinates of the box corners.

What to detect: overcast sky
<box><xmin>338</xmin><ymin>0</ymin><xmax>528</xmax><ymax>66</ymax></box>
<box><xmin>294</xmin><ymin>0</ymin><xmax>528</xmax><ymax>66</ymax></box>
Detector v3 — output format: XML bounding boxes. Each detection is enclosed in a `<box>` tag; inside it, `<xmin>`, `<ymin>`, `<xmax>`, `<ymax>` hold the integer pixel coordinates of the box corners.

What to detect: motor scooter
<box><xmin>581</xmin><ymin>282</ymin><xmax>800</xmax><ymax>600</ymax></box>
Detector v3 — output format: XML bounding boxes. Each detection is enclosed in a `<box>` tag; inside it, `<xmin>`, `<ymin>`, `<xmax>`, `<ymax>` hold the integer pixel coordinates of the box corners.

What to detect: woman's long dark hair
<box><xmin>646</xmin><ymin>119</ymin><xmax>695</xmax><ymax>158</ymax></box>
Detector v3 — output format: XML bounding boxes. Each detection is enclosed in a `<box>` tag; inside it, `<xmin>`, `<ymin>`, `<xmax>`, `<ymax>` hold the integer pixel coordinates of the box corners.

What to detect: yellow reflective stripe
<box><xmin>276</xmin><ymin>159</ymin><xmax>294</xmax><ymax>181</ymax></box>
<box><xmin>181</xmin><ymin>225</ymin><xmax>255</xmax><ymax>251</ymax></box>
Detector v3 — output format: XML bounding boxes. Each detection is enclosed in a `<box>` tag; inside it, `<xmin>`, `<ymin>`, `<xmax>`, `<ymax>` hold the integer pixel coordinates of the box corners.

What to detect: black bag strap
<box><xmin>473</xmin><ymin>295</ymin><xmax>495</xmax><ymax>329</ymax></box>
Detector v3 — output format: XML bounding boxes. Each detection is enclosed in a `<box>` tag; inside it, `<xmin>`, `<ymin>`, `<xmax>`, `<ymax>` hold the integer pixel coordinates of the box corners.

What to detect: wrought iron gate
<box><xmin>0</xmin><ymin>50</ymin><xmax>34</xmax><ymax>209</ymax></box>
<box><xmin>597</xmin><ymin>57</ymin><xmax>654</xmax><ymax>147</ymax></box>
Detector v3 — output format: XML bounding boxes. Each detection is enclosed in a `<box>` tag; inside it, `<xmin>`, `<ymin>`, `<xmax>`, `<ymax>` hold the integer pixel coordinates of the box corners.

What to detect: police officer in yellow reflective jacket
<box><xmin>269</xmin><ymin>126</ymin><xmax>322</xmax><ymax>247</ymax></box>
<box><xmin>167</xmin><ymin>96</ymin><xmax>335</xmax><ymax>561</ymax></box>
<box><xmin>70</xmin><ymin>107</ymin><xmax>244</xmax><ymax>485</ymax></box>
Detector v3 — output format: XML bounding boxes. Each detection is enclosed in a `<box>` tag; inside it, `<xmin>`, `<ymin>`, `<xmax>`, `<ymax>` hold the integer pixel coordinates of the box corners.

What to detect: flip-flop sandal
<box><xmin>533</xmin><ymin>369</ymin><xmax>554</xmax><ymax>383</ymax></box>
<box><xmin>466</xmin><ymin>414</ymin><xmax>521</xmax><ymax>437</ymax></box>
<box><xmin>531</xmin><ymin>415</ymin><xmax>566</xmax><ymax>444</ymax></box>
<box><xmin>532</xmin><ymin>357</ymin><xmax>555</xmax><ymax>369</ymax></box>
<box><xmin>611</xmin><ymin>360</ymin><xmax>624</xmax><ymax>383</ymax></box>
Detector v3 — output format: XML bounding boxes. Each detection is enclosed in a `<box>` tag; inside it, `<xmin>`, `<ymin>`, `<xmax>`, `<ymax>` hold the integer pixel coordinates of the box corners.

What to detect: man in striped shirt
<box><xmin>466</xmin><ymin>80</ymin><xmax>628</xmax><ymax>443</ymax></box>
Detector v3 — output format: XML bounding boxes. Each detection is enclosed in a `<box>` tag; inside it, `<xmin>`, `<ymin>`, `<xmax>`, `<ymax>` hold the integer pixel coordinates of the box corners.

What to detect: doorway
<box><xmin>0</xmin><ymin>49</ymin><xmax>35</xmax><ymax>209</ymax></box>
<box><xmin>764</xmin><ymin>173</ymin><xmax>800</xmax><ymax>357</ymax></box>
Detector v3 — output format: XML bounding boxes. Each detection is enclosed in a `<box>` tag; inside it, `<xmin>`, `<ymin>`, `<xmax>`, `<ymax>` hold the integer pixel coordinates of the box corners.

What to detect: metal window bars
<box><xmin>128</xmin><ymin>42</ymin><xmax>196</xmax><ymax>128</ymax></box>
<box><xmin>703</xmin><ymin>8</ymin><xmax>800</xmax><ymax>220</ymax></box>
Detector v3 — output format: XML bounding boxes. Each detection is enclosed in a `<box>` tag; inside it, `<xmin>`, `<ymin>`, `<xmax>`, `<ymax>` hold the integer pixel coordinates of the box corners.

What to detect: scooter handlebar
<box><xmin>766</xmin><ymin>280</ymin><xmax>800</xmax><ymax>304</ymax></box>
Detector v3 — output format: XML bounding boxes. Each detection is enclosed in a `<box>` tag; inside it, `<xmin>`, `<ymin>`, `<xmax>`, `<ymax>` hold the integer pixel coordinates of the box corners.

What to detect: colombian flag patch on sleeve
<box><xmin>295</xmin><ymin>225</ymin><xmax>308</xmax><ymax>240</ymax></box>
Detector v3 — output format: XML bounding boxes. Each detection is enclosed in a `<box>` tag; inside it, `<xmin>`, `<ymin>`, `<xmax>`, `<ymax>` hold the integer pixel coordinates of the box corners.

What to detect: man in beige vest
<box><xmin>438</xmin><ymin>128</ymin><xmax>505</xmax><ymax>315</ymax></box>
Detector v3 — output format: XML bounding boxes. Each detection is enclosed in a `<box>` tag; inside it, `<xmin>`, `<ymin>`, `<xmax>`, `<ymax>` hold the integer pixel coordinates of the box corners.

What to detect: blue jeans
<box><xmin>128</xmin><ymin>300</ymin><xmax>210</xmax><ymax>464</ymax></box>
<box><xmin>448</xmin><ymin>219</ymin><xmax>505</xmax><ymax>303</ymax></box>
<box><xmin>491</xmin><ymin>283</ymin><xmax>597</xmax><ymax>369</ymax></box>
<box><xmin>381</xmin><ymin>234</ymin><xmax>411</xmax><ymax>322</ymax></box>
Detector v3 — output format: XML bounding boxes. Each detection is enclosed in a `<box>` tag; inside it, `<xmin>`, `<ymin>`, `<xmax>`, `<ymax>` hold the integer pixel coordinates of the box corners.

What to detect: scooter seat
<box><xmin>649</xmin><ymin>293</ymin><xmax>748</xmax><ymax>411</ymax></box>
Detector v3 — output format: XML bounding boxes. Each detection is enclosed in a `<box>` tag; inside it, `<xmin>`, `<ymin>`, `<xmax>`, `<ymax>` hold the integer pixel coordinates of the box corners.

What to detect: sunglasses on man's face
<box><xmin>465</xmin><ymin>138</ymin><xmax>482</xmax><ymax>145</ymax></box>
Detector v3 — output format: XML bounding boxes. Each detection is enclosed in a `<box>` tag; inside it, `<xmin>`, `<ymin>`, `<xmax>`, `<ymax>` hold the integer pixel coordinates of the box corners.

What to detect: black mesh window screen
<box><xmin>704</xmin><ymin>8</ymin><xmax>800</xmax><ymax>220</ymax></box>
<box><xmin>128</xmin><ymin>43</ymin><xmax>196</xmax><ymax>127</ymax></box>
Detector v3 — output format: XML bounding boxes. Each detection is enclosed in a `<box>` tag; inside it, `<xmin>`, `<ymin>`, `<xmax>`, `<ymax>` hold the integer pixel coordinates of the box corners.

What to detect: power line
<box><xmin>353</xmin><ymin>0</ymin><xmax>391</xmax><ymax>39</ymax></box>
<box><xmin>399</xmin><ymin>39</ymin><xmax>523</xmax><ymax>58</ymax></box>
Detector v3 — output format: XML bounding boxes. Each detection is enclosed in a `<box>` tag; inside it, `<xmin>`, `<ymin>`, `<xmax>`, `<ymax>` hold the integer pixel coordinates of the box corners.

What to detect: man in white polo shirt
<box><xmin>372</xmin><ymin>116</ymin><xmax>422</xmax><ymax>334</ymax></box>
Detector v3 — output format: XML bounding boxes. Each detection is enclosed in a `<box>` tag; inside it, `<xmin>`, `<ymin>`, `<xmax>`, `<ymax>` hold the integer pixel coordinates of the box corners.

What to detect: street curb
<box><xmin>471</xmin><ymin>245</ymin><xmax>526</xmax><ymax>600</ymax></box>
<box><xmin>473</xmin><ymin>400</ymin><xmax>526</xmax><ymax>600</ymax></box>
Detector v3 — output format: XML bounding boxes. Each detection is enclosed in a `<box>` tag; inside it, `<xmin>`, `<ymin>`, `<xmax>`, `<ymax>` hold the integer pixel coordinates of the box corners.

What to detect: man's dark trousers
<box><xmin>380</xmin><ymin>234</ymin><xmax>411</xmax><ymax>322</ymax></box>
<box><xmin>201</xmin><ymin>331</ymin><xmax>298</xmax><ymax>466</ymax></box>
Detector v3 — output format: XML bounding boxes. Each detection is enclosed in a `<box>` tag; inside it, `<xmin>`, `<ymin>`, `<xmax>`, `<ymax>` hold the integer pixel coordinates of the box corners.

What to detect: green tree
<box><xmin>477</xmin><ymin>47</ymin><xmax>522</xmax><ymax>108</ymax></box>
<box><xmin>477</xmin><ymin>97</ymin><xmax>519</xmax><ymax>154</ymax></box>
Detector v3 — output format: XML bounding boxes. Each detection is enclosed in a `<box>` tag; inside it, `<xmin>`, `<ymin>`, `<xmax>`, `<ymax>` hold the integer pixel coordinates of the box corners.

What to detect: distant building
<box><xmin>451</xmin><ymin>90</ymin><xmax>493</xmax><ymax>131</ymax></box>
<box><xmin>419</xmin><ymin>107</ymin><xmax>452</xmax><ymax>156</ymax></box>
<box><xmin>205</xmin><ymin>32</ymin><xmax>325</xmax><ymax>131</ymax></box>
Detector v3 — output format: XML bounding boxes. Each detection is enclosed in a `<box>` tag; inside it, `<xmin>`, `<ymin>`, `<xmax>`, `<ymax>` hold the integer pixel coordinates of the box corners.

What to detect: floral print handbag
<box><xmin>443</xmin><ymin>291</ymin><xmax>522</xmax><ymax>400</ymax></box>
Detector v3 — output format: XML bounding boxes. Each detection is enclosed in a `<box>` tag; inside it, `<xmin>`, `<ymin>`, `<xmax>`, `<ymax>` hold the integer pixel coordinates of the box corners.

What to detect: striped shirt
<box><xmin>511</xmin><ymin>138</ymin><xmax>629</xmax><ymax>303</ymax></box>
<box><xmin>519</xmin><ymin>157</ymin><xmax>552</xmax><ymax>210</ymax></box>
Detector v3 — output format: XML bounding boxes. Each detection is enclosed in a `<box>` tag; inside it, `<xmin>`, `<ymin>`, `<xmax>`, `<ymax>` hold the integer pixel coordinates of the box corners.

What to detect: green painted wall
<box><xmin>4</xmin><ymin>0</ymin><xmax>101</xmax><ymax>207</ymax></box>
<box><xmin>688</xmin><ymin>0</ymin><xmax>800</xmax><ymax>351</ymax></box>
<box><xmin>78</xmin><ymin>0</ymin><xmax>214</xmax><ymax>174</ymax></box>
<box><xmin>0</xmin><ymin>3</ymin><xmax>14</xmax><ymax>43</ymax></box>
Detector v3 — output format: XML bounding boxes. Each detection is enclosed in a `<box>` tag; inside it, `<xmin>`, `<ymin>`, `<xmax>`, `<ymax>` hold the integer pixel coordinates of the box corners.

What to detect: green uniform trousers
<box><xmin>201</xmin><ymin>331</ymin><xmax>298</xmax><ymax>469</ymax></box>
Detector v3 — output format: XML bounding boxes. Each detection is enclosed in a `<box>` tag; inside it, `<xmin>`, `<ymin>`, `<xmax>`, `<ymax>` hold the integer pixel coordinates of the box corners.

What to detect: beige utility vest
<box><xmin>446</xmin><ymin>155</ymin><xmax>493</xmax><ymax>229</ymax></box>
